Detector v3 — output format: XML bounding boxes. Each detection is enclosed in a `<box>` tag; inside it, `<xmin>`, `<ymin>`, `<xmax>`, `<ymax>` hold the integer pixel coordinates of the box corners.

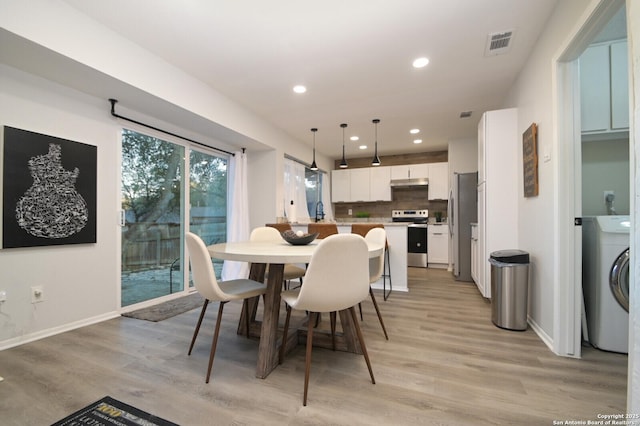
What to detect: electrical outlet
<box><xmin>348</xmin><ymin>209</ymin><xmax>353</xmax><ymax>216</ymax></box>
<box><xmin>31</xmin><ymin>286</ymin><xmax>44</xmax><ymax>304</ymax></box>
<box><xmin>0</xmin><ymin>290</ymin><xmax>6</xmax><ymax>303</ymax></box>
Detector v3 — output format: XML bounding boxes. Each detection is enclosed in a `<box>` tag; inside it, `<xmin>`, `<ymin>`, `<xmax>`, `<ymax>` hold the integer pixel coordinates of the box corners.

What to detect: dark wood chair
<box><xmin>307</xmin><ymin>223</ymin><xmax>339</xmax><ymax>239</ymax></box>
<box><xmin>266</xmin><ymin>223</ymin><xmax>293</xmax><ymax>233</ymax></box>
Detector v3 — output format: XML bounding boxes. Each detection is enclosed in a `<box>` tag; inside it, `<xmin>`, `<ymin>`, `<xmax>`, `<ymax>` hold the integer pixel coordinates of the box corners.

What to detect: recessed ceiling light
<box><xmin>350</xmin><ymin>136</ymin><xmax>359</xmax><ymax>141</ymax></box>
<box><xmin>359</xmin><ymin>145</ymin><xmax>367</xmax><ymax>150</ymax></box>
<box><xmin>410</xmin><ymin>128</ymin><xmax>420</xmax><ymax>134</ymax></box>
<box><xmin>293</xmin><ymin>85</ymin><xmax>307</xmax><ymax>94</ymax></box>
<box><xmin>412</xmin><ymin>57</ymin><xmax>429</xmax><ymax>68</ymax></box>
<box><xmin>413</xmin><ymin>139</ymin><xmax>423</xmax><ymax>144</ymax></box>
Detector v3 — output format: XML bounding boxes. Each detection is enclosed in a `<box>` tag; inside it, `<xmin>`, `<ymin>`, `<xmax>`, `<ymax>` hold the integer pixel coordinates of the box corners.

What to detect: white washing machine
<box><xmin>582</xmin><ymin>216</ymin><xmax>630</xmax><ymax>354</ymax></box>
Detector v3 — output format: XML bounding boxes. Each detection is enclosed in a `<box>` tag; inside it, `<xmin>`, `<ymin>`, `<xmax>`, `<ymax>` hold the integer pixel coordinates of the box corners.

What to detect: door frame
<box><xmin>554</xmin><ymin>0</ymin><xmax>626</xmax><ymax>357</ymax></box>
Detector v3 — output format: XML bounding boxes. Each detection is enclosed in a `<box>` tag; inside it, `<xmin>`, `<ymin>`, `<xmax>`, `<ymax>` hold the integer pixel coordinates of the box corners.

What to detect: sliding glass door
<box><xmin>120</xmin><ymin>129</ymin><xmax>185</xmax><ymax>307</ymax></box>
<box><xmin>120</xmin><ymin>129</ymin><xmax>228</xmax><ymax>307</ymax></box>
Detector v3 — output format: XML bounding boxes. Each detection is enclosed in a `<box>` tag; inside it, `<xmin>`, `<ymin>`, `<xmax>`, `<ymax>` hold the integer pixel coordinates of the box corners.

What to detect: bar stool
<box><xmin>350</xmin><ymin>223</ymin><xmax>392</xmax><ymax>301</ymax></box>
<box><xmin>307</xmin><ymin>223</ymin><xmax>339</xmax><ymax>239</ymax></box>
<box><xmin>265</xmin><ymin>223</ymin><xmax>292</xmax><ymax>233</ymax></box>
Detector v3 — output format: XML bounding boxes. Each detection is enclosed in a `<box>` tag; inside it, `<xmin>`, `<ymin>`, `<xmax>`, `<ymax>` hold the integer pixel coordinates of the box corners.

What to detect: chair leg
<box><xmin>303</xmin><ymin>312</ymin><xmax>316</xmax><ymax>406</ymax></box>
<box><xmin>330</xmin><ymin>311</ymin><xmax>337</xmax><ymax>351</ymax></box>
<box><xmin>358</xmin><ymin>302</ymin><xmax>363</xmax><ymax>321</ymax></box>
<box><xmin>188</xmin><ymin>299</ymin><xmax>210</xmax><ymax>355</ymax></box>
<box><xmin>243</xmin><ymin>299</ymin><xmax>250</xmax><ymax>338</ymax></box>
<box><xmin>369</xmin><ymin>287</ymin><xmax>389</xmax><ymax>340</ymax></box>
<box><xmin>279</xmin><ymin>304</ymin><xmax>292</xmax><ymax>365</ymax></box>
<box><xmin>383</xmin><ymin>249</ymin><xmax>392</xmax><ymax>301</ymax></box>
<box><xmin>205</xmin><ymin>301</ymin><xmax>226</xmax><ymax>383</ymax></box>
<box><xmin>349</xmin><ymin>306</ymin><xmax>375</xmax><ymax>385</ymax></box>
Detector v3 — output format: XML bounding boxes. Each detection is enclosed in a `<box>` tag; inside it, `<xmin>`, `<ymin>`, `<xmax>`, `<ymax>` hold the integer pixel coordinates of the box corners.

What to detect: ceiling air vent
<box><xmin>460</xmin><ymin>111</ymin><xmax>472</xmax><ymax>118</ymax></box>
<box><xmin>485</xmin><ymin>30</ymin><xmax>514</xmax><ymax>56</ymax></box>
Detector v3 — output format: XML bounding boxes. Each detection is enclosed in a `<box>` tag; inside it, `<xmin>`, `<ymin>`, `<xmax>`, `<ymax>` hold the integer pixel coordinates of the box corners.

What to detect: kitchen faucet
<box><xmin>315</xmin><ymin>201</ymin><xmax>325</xmax><ymax>222</ymax></box>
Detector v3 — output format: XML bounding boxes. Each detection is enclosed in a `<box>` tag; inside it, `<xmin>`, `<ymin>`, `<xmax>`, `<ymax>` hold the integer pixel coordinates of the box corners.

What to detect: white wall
<box><xmin>582</xmin><ymin>138</ymin><xmax>630</xmax><ymax>215</ymax></box>
<box><xmin>0</xmin><ymin>0</ymin><xmax>332</xmax><ymax>348</ymax></box>
<box><xmin>504</xmin><ymin>0</ymin><xmax>596</xmax><ymax>345</ymax></box>
<box><xmin>0</xmin><ymin>65</ymin><xmax>120</xmax><ymax>347</ymax></box>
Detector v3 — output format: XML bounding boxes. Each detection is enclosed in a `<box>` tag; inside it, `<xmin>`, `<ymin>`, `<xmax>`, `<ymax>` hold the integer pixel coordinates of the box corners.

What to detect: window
<box><xmin>305</xmin><ymin>168</ymin><xmax>323</xmax><ymax>219</ymax></box>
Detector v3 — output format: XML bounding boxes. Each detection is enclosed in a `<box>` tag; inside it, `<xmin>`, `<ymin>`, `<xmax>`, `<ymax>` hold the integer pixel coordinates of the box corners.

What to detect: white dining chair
<box><xmin>185</xmin><ymin>232</ymin><xmax>267</xmax><ymax>383</ymax></box>
<box><xmin>250</xmin><ymin>226</ymin><xmax>306</xmax><ymax>289</ymax></box>
<box><xmin>278</xmin><ymin>233</ymin><xmax>375</xmax><ymax>406</ymax></box>
<box><xmin>363</xmin><ymin>227</ymin><xmax>389</xmax><ymax>340</ymax></box>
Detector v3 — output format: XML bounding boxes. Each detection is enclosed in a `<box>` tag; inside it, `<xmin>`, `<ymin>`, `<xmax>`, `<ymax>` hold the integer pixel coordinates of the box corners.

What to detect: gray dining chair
<box><xmin>278</xmin><ymin>233</ymin><xmax>375</xmax><ymax>406</ymax></box>
<box><xmin>185</xmin><ymin>232</ymin><xmax>267</xmax><ymax>383</ymax></box>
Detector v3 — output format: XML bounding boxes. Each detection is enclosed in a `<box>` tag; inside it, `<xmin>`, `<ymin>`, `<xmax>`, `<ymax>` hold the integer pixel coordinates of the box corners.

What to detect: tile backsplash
<box><xmin>333</xmin><ymin>186</ymin><xmax>448</xmax><ymax>221</ymax></box>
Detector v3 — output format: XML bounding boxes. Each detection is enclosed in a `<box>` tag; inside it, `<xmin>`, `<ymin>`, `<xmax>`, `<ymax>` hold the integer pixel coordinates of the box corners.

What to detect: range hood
<box><xmin>390</xmin><ymin>177</ymin><xmax>429</xmax><ymax>187</ymax></box>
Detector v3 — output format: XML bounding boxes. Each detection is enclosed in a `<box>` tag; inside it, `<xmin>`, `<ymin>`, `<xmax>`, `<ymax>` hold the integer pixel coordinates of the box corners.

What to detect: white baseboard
<box><xmin>527</xmin><ymin>316</ymin><xmax>559</xmax><ymax>355</ymax></box>
<box><xmin>0</xmin><ymin>311</ymin><xmax>120</xmax><ymax>351</ymax></box>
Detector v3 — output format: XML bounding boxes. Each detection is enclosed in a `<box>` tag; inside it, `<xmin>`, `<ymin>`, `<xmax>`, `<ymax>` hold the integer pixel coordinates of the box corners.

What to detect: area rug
<box><xmin>52</xmin><ymin>396</ymin><xmax>178</xmax><ymax>426</ymax></box>
<box><xmin>122</xmin><ymin>292</ymin><xmax>204</xmax><ymax>322</ymax></box>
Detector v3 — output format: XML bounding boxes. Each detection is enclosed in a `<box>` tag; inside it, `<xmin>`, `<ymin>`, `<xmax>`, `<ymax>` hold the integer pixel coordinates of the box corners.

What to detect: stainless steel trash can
<box><xmin>490</xmin><ymin>250</ymin><xmax>530</xmax><ymax>331</ymax></box>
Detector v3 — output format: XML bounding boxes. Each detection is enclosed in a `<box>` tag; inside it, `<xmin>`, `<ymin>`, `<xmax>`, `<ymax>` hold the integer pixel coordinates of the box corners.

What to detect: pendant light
<box><xmin>371</xmin><ymin>119</ymin><xmax>381</xmax><ymax>166</ymax></box>
<box><xmin>339</xmin><ymin>123</ymin><xmax>348</xmax><ymax>169</ymax></box>
<box><xmin>310</xmin><ymin>128</ymin><xmax>318</xmax><ymax>171</ymax></box>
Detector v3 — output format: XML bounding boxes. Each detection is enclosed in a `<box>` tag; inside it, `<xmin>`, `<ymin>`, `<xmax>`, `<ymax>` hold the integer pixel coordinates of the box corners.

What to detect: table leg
<box><xmin>255</xmin><ymin>263</ymin><xmax>283</xmax><ymax>379</ymax></box>
<box><xmin>238</xmin><ymin>263</ymin><xmax>266</xmax><ymax>335</ymax></box>
<box><xmin>338</xmin><ymin>309</ymin><xmax>363</xmax><ymax>353</ymax></box>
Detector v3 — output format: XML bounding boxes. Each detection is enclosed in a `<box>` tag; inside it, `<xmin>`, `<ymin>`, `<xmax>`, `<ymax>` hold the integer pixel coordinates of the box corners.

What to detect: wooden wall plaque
<box><xmin>523</xmin><ymin>123</ymin><xmax>539</xmax><ymax>197</ymax></box>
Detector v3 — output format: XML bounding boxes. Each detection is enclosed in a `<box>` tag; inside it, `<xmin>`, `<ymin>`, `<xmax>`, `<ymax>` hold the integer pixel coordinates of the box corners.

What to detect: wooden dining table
<box><xmin>208</xmin><ymin>238</ymin><xmax>383</xmax><ymax>379</ymax></box>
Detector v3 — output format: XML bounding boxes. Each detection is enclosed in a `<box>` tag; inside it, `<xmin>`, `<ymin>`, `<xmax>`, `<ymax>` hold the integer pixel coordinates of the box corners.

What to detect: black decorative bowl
<box><xmin>281</xmin><ymin>230</ymin><xmax>319</xmax><ymax>245</ymax></box>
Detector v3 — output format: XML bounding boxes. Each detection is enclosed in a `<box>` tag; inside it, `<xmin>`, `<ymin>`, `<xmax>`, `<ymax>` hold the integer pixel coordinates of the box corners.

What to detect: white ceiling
<box><xmin>60</xmin><ymin>0</ymin><xmax>560</xmax><ymax>160</ymax></box>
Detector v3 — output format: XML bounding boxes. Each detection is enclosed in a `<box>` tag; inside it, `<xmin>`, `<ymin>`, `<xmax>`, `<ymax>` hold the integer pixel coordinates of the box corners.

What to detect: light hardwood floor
<box><xmin>0</xmin><ymin>268</ymin><xmax>628</xmax><ymax>425</ymax></box>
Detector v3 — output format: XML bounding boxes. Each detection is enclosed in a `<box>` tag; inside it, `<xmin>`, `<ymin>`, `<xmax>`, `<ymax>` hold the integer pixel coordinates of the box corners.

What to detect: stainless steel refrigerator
<box><xmin>448</xmin><ymin>172</ymin><xmax>478</xmax><ymax>281</ymax></box>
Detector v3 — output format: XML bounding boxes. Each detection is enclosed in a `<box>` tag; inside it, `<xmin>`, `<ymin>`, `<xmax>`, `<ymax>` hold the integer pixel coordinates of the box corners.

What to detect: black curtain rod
<box><xmin>109</xmin><ymin>99</ymin><xmax>235</xmax><ymax>157</ymax></box>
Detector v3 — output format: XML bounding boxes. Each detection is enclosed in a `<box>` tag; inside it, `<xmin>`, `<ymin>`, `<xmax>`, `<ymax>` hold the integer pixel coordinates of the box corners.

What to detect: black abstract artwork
<box><xmin>2</xmin><ymin>126</ymin><xmax>97</xmax><ymax>248</ymax></box>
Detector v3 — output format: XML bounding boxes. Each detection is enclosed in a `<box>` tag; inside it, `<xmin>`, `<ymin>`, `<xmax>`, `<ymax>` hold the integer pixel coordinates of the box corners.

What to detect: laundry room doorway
<box><xmin>554</xmin><ymin>0</ymin><xmax>630</xmax><ymax>360</ymax></box>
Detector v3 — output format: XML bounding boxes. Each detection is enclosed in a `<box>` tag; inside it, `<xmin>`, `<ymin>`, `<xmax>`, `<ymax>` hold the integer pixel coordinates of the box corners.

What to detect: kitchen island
<box><xmin>290</xmin><ymin>222</ymin><xmax>408</xmax><ymax>294</ymax></box>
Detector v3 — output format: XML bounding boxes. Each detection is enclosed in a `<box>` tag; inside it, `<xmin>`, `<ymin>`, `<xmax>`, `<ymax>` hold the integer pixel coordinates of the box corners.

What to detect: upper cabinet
<box><xmin>427</xmin><ymin>162</ymin><xmax>449</xmax><ymax>200</ymax></box>
<box><xmin>331</xmin><ymin>166</ymin><xmax>392</xmax><ymax>203</ymax></box>
<box><xmin>349</xmin><ymin>168</ymin><xmax>370</xmax><ymax>202</ymax></box>
<box><xmin>580</xmin><ymin>40</ymin><xmax>629</xmax><ymax>136</ymax></box>
<box><xmin>331</xmin><ymin>169</ymin><xmax>350</xmax><ymax>202</ymax></box>
<box><xmin>369</xmin><ymin>166</ymin><xmax>392</xmax><ymax>201</ymax></box>
<box><xmin>332</xmin><ymin>162</ymin><xmax>448</xmax><ymax>203</ymax></box>
<box><xmin>390</xmin><ymin>164</ymin><xmax>428</xmax><ymax>179</ymax></box>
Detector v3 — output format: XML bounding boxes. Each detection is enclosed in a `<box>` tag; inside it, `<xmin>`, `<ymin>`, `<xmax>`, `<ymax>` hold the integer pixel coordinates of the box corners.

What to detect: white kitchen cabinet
<box><xmin>476</xmin><ymin>108</ymin><xmax>518</xmax><ymax>298</ymax></box>
<box><xmin>331</xmin><ymin>169</ymin><xmax>350</xmax><ymax>202</ymax></box>
<box><xmin>409</xmin><ymin>163</ymin><xmax>429</xmax><ymax>179</ymax></box>
<box><xmin>428</xmin><ymin>162</ymin><xmax>449</xmax><ymax>200</ymax></box>
<box><xmin>580</xmin><ymin>40</ymin><xmax>629</xmax><ymax>135</ymax></box>
<box><xmin>350</xmin><ymin>168</ymin><xmax>370</xmax><ymax>201</ymax></box>
<box><xmin>427</xmin><ymin>224</ymin><xmax>449</xmax><ymax>266</ymax></box>
<box><xmin>470</xmin><ymin>223</ymin><xmax>478</xmax><ymax>284</ymax></box>
<box><xmin>610</xmin><ymin>40</ymin><xmax>629</xmax><ymax>130</ymax></box>
<box><xmin>391</xmin><ymin>165</ymin><xmax>409</xmax><ymax>180</ymax></box>
<box><xmin>391</xmin><ymin>163</ymin><xmax>429</xmax><ymax>180</ymax></box>
<box><xmin>369</xmin><ymin>166</ymin><xmax>392</xmax><ymax>201</ymax></box>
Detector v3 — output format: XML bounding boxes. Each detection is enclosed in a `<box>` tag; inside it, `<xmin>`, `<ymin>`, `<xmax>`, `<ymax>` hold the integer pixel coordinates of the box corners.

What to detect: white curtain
<box><xmin>321</xmin><ymin>171</ymin><xmax>334</xmax><ymax>221</ymax></box>
<box><xmin>283</xmin><ymin>158</ymin><xmax>310</xmax><ymax>223</ymax></box>
<box><xmin>221</xmin><ymin>150</ymin><xmax>250</xmax><ymax>280</ymax></box>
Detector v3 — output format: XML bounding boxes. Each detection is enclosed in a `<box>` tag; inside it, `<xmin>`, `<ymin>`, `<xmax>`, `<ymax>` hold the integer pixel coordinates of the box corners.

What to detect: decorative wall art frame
<box><xmin>522</xmin><ymin>123</ymin><xmax>539</xmax><ymax>197</ymax></box>
<box><xmin>2</xmin><ymin>126</ymin><xmax>97</xmax><ymax>248</ymax></box>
